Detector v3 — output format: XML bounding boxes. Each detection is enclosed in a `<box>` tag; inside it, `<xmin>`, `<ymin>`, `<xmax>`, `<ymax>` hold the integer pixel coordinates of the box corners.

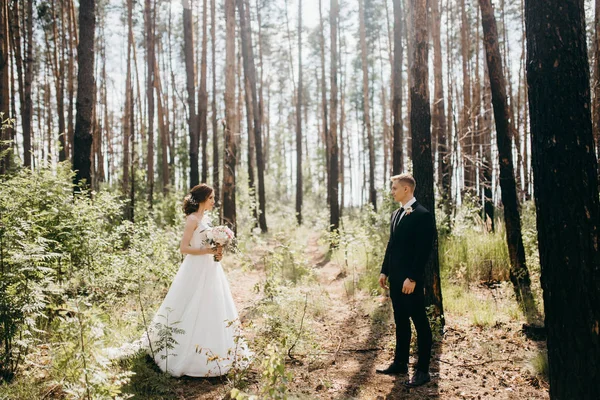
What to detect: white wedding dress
<box><xmin>142</xmin><ymin>215</ymin><xmax>251</xmax><ymax>377</ymax></box>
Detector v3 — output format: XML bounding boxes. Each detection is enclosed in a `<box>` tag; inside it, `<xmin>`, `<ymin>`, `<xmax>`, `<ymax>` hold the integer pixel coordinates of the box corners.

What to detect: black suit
<box><xmin>381</xmin><ymin>200</ymin><xmax>435</xmax><ymax>372</ymax></box>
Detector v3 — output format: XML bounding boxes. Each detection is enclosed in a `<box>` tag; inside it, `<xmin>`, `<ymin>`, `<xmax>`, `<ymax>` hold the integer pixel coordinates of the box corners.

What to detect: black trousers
<box><xmin>390</xmin><ymin>285</ymin><xmax>432</xmax><ymax>372</ymax></box>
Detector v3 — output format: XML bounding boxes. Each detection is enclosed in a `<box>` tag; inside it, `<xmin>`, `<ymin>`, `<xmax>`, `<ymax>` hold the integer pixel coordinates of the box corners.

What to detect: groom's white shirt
<box><xmin>398</xmin><ymin>197</ymin><xmax>417</xmax><ymax>223</ymax></box>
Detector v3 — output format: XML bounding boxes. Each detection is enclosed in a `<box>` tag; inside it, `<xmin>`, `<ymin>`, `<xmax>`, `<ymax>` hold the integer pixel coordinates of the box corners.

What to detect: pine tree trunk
<box><xmin>73</xmin><ymin>0</ymin><xmax>96</xmax><ymax>188</ymax></box>
<box><xmin>123</xmin><ymin>0</ymin><xmax>132</xmax><ymax>205</ymax></box>
<box><xmin>244</xmin><ymin>75</ymin><xmax>257</xmax><ymax>225</ymax></box>
<box><xmin>594</xmin><ymin>0</ymin><xmax>600</xmax><ymax>187</ymax></box>
<box><xmin>480</xmin><ymin>0</ymin><xmax>536</xmax><ymax>317</ymax></box>
<box><xmin>296</xmin><ymin>0</ymin><xmax>303</xmax><ymax>225</ymax></box>
<box><xmin>431</xmin><ymin>0</ymin><xmax>450</xmax><ymax>221</ymax></box>
<box><xmin>410</xmin><ymin>0</ymin><xmax>444</xmax><ymax>322</ymax></box>
<box><xmin>482</xmin><ymin>71</ymin><xmax>494</xmax><ymax>232</ymax></box>
<box><xmin>359</xmin><ymin>0</ymin><xmax>376</xmax><ymax>211</ymax></box>
<box><xmin>183</xmin><ymin>0</ymin><xmax>199</xmax><ymax>188</ymax></box>
<box><xmin>392</xmin><ymin>0</ymin><xmax>404</xmax><ymax>175</ymax></box>
<box><xmin>66</xmin><ymin>0</ymin><xmax>75</xmax><ymax>160</ymax></box>
<box><xmin>155</xmin><ymin>58</ymin><xmax>169</xmax><ymax>195</ymax></box>
<box><xmin>525</xmin><ymin>0</ymin><xmax>600</xmax><ymax>397</ymax></box>
<box><xmin>237</xmin><ymin>0</ymin><xmax>267</xmax><ymax>232</ymax></box>
<box><xmin>460</xmin><ymin>0</ymin><xmax>473</xmax><ymax>193</ymax></box>
<box><xmin>199</xmin><ymin>0</ymin><xmax>208</xmax><ymax>183</ymax></box>
<box><xmin>9</xmin><ymin>0</ymin><xmax>25</xmax><ymax>167</ymax></box>
<box><xmin>0</xmin><ymin>0</ymin><xmax>10</xmax><ymax>175</ymax></box>
<box><xmin>145</xmin><ymin>0</ymin><xmax>155</xmax><ymax>205</ymax></box>
<box><xmin>329</xmin><ymin>0</ymin><xmax>340</xmax><ymax>232</ymax></box>
<box><xmin>211</xmin><ymin>0</ymin><xmax>219</xmax><ymax>205</ymax></box>
<box><xmin>23</xmin><ymin>0</ymin><xmax>33</xmax><ymax>168</ymax></box>
<box><xmin>223</xmin><ymin>0</ymin><xmax>237</xmax><ymax>232</ymax></box>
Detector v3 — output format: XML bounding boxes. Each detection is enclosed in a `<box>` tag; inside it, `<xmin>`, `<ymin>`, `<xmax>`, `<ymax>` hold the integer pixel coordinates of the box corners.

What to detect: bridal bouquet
<box><xmin>206</xmin><ymin>225</ymin><xmax>235</xmax><ymax>261</ymax></box>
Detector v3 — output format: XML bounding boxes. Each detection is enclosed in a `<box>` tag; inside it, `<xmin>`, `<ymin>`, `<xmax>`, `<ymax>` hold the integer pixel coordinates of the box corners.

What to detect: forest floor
<box><xmin>151</xmin><ymin>232</ymin><xmax>549</xmax><ymax>400</ymax></box>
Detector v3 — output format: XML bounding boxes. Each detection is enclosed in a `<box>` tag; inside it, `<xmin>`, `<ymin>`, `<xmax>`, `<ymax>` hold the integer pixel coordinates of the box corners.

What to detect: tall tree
<box><xmin>199</xmin><ymin>0</ymin><xmax>209</xmax><ymax>183</ymax></box>
<box><xmin>15</xmin><ymin>0</ymin><xmax>34</xmax><ymax>167</ymax></box>
<box><xmin>526</xmin><ymin>0</ymin><xmax>600</xmax><ymax>397</ymax></box>
<box><xmin>183</xmin><ymin>0</ymin><xmax>199</xmax><ymax>188</ymax></box>
<box><xmin>460</xmin><ymin>0</ymin><xmax>473</xmax><ymax>192</ymax></box>
<box><xmin>223</xmin><ymin>0</ymin><xmax>237</xmax><ymax>232</ymax></box>
<box><xmin>296</xmin><ymin>0</ymin><xmax>303</xmax><ymax>225</ymax></box>
<box><xmin>211</xmin><ymin>0</ymin><xmax>219</xmax><ymax>204</ymax></box>
<box><xmin>431</xmin><ymin>0</ymin><xmax>451</xmax><ymax>225</ymax></box>
<box><xmin>237</xmin><ymin>0</ymin><xmax>267</xmax><ymax>232</ymax></box>
<box><xmin>123</xmin><ymin>0</ymin><xmax>133</xmax><ymax>220</ymax></box>
<box><xmin>479</xmin><ymin>0</ymin><xmax>536</xmax><ymax>317</ymax></box>
<box><xmin>392</xmin><ymin>0</ymin><xmax>403</xmax><ymax>175</ymax></box>
<box><xmin>329</xmin><ymin>0</ymin><xmax>340</xmax><ymax>232</ymax></box>
<box><xmin>359</xmin><ymin>0</ymin><xmax>376</xmax><ymax>211</ymax></box>
<box><xmin>73</xmin><ymin>0</ymin><xmax>96</xmax><ymax>188</ymax></box>
<box><xmin>0</xmin><ymin>0</ymin><xmax>10</xmax><ymax>174</ymax></box>
<box><xmin>593</xmin><ymin>0</ymin><xmax>600</xmax><ymax>184</ymax></box>
<box><xmin>410</xmin><ymin>0</ymin><xmax>444</xmax><ymax>321</ymax></box>
<box><xmin>145</xmin><ymin>0</ymin><xmax>155</xmax><ymax>204</ymax></box>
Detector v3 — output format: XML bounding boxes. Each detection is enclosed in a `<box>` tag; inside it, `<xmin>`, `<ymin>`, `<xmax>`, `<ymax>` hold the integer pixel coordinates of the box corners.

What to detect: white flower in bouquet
<box><xmin>209</xmin><ymin>225</ymin><xmax>235</xmax><ymax>246</ymax></box>
<box><xmin>206</xmin><ymin>225</ymin><xmax>235</xmax><ymax>260</ymax></box>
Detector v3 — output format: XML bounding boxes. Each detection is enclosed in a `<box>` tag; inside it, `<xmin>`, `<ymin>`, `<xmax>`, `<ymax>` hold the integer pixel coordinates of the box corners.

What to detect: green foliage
<box><xmin>153</xmin><ymin>308</ymin><xmax>185</xmax><ymax>373</ymax></box>
<box><xmin>49</xmin><ymin>298</ymin><xmax>134</xmax><ymax>399</ymax></box>
<box><xmin>231</xmin><ymin>343</ymin><xmax>291</xmax><ymax>400</ymax></box>
<box><xmin>0</xmin><ymin>166</ymin><xmax>180</xmax><ymax>397</ymax></box>
<box><xmin>529</xmin><ymin>349</ymin><xmax>549</xmax><ymax>382</ymax></box>
<box><xmin>263</xmin><ymin>234</ymin><xmax>313</xmax><ymax>285</ymax></box>
<box><xmin>439</xmin><ymin>225</ymin><xmax>510</xmax><ymax>284</ymax></box>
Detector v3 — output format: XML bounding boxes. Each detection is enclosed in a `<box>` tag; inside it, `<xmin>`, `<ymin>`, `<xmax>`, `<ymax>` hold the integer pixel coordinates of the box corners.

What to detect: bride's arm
<box><xmin>179</xmin><ymin>215</ymin><xmax>216</xmax><ymax>256</ymax></box>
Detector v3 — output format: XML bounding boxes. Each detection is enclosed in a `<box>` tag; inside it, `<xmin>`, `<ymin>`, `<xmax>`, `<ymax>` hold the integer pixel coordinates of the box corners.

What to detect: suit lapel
<box><xmin>397</xmin><ymin>201</ymin><xmax>418</xmax><ymax>232</ymax></box>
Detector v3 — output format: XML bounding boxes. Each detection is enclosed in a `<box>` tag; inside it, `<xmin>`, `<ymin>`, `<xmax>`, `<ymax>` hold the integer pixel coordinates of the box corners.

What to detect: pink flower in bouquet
<box><xmin>206</xmin><ymin>226</ymin><xmax>235</xmax><ymax>261</ymax></box>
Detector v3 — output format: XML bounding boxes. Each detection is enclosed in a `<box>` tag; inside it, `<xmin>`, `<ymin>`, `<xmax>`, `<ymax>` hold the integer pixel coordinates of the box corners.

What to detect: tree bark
<box><xmin>183</xmin><ymin>0</ymin><xmax>199</xmax><ymax>188</ymax></box>
<box><xmin>594</xmin><ymin>0</ymin><xmax>600</xmax><ymax>186</ymax></box>
<box><xmin>410</xmin><ymin>0</ymin><xmax>444</xmax><ymax>322</ymax></box>
<box><xmin>460</xmin><ymin>0</ymin><xmax>473</xmax><ymax>193</ymax></box>
<box><xmin>329</xmin><ymin>0</ymin><xmax>340</xmax><ymax>232</ymax></box>
<box><xmin>145</xmin><ymin>0</ymin><xmax>155</xmax><ymax>205</ymax></box>
<box><xmin>392</xmin><ymin>0</ymin><xmax>404</xmax><ymax>175</ymax></box>
<box><xmin>199</xmin><ymin>0</ymin><xmax>209</xmax><ymax>183</ymax></box>
<box><xmin>0</xmin><ymin>0</ymin><xmax>10</xmax><ymax>175</ymax></box>
<box><xmin>296</xmin><ymin>0</ymin><xmax>303</xmax><ymax>225</ymax></box>
<box><xmin>123</xmin><ymin>0</ymin><xmax>133</xmax><ymax>214</ymax></box>
<box><xmin>21</xmin><ymin>0</ymin><xmax>33</xmax><ymax>168</ymax></box>
<box><xmin>211</xmin><ymin>0</ymin><xmax>219</xmax><ymax>205</ymax></box>
<box><xmin>431</xmin><ymin>0</ymin><xmax>450</xmax><ymax>222</ymax></box>
<box><xmin>237</xmin><ymin>0</ymin><xmax>267</xmax><ymax>232</ymax></box>
<box><xmin>526</xmin><ymin>0</ymin><xmax>600</xmax><ymax>397</ymax></box>
<box><xmin>73</xmin><ymin>0</ymin><xmax>96</xmax><ymax>188</ymax></box>
<box><xmin>223</xmin><ymin>0</ymin><xmax>237</xmax><ymax>232</ymax></box>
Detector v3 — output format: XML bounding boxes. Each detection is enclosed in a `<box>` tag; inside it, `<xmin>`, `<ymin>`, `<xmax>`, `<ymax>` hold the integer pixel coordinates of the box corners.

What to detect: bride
<box><xmin>143</xmin><ymin>183</ymin><xmax>251</xmax><ymax>377</ymax></box>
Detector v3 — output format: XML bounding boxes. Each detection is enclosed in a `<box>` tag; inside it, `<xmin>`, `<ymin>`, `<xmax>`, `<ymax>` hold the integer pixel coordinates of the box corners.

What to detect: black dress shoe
<box><xmin>405</xmin><ymin>370</ymin><xmax>431</xmax><ymax>387</ymax></box>
<box><xmin>376</xmin><ymin>363</ymin><xmax>408</xmax><ymax>375</ymax></box>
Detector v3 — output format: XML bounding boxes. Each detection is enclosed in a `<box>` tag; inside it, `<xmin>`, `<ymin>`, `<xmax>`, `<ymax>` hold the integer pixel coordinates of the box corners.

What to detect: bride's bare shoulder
<box><xmin>185</xmin><ymin>214</ymin><xmax>200</xmax><ymax>226</ymax></box>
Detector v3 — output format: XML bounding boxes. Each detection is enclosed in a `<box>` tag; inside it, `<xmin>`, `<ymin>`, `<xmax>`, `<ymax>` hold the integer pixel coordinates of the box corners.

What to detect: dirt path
<box><xmin>281</xmin><ymin>234</ymin><xmax>549</xmax><ymax>400</ymax></box>
<box><xmin>174</xmin><ymin>233</ymin><xmax>549</xmax><ymax>399</ymax></box>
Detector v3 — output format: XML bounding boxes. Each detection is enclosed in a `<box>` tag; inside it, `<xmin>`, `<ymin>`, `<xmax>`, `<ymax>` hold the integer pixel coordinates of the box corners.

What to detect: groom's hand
<box><xmin>402</xmin><ymin>278</ymin><xmax>416</xmax><ymax>294</ymax></box>
<box><xmin>379</xmin><ymin>274</ymin><xmax>389</xmax><ymax>290</ymax></box>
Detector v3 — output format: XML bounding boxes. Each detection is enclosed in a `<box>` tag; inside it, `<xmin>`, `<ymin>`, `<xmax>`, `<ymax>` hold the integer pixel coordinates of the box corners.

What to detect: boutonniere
<box><xmin>404</xmin><ymin>206</ymin><xmax>414</xmax><ymax>216</ymax></box>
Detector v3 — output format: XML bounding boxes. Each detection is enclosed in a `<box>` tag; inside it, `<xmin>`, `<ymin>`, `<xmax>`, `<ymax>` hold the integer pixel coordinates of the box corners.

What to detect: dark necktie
<box><xmin>393</xmin><ymin>207</ymin><xmax>404</xmax><ymax>229</ymax></box>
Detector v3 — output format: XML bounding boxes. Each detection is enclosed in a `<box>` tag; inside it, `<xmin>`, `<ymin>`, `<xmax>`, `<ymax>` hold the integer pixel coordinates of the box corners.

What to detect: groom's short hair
<box><xmin>391</xmin><ymin>173</ymin><xmax>416</xmax><ymax>190</ymax></box>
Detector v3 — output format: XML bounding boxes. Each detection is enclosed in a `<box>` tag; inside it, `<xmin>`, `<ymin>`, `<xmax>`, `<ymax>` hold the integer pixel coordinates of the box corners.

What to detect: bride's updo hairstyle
<box><xmin>183</xmin><ymin>184</ymin><xmax>214</xmax><ymax>215</ymax></box>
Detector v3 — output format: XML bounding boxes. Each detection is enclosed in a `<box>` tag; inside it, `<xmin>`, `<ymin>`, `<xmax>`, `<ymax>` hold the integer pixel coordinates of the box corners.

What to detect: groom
<box><xmin>376</xmin><ymin>173</ymin><xmax>435</xmax><ymax>387</ymax></box>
